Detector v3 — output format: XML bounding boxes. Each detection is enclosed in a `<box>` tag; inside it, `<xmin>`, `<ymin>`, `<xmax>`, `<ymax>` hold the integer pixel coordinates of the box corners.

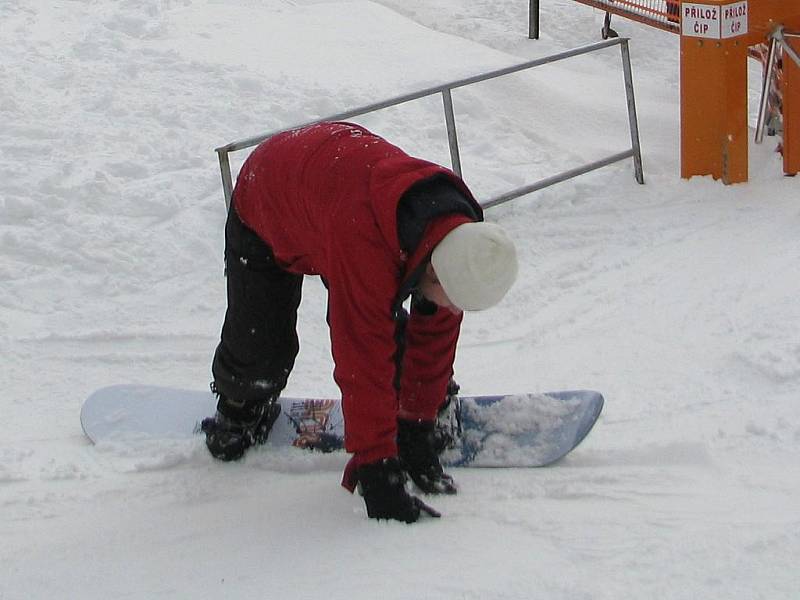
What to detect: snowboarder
<box><xmin>201</xmin><ymin>121</ymin><xmax>518</xmax><ymax>523</ymax></box>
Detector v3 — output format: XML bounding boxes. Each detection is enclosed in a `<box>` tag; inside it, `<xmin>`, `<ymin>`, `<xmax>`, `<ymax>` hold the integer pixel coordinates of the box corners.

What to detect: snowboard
<box><xmin>80</xmin><ymin>384</ymin><xmax>603</xmax><ymax>467</ymax></box>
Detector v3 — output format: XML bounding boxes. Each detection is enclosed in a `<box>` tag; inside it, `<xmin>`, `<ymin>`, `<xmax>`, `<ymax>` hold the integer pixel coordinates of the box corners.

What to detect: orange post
<box><xmin>680</xmin><ymin>1</ymin><xmax>800</xmax><ymax>182</ymax></box>
<box><xmin>781</xmin><ymin>34</ymin><xmax>799</xmax><ymax>176</ymax></box>
<box><xmin>680</xmin><ymin>0</ymin><xmax>749</xmax><ymax>183</ymax></box>
<box><xmin>746</xmin><ymin>1</ymin><xmax>800</xmax><ymax>176</ymax></box>
<box><xmin>744</xmin><ymin>1</ymin><xmax>800</xmax><ymax>46</ymax></box>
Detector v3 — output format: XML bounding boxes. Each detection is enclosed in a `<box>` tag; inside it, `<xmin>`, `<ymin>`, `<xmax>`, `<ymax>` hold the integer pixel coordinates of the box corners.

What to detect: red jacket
<box><xmin>232</xmin><ymin>122</ymin><xmax>482</xmax><ymax>488</ymax></box>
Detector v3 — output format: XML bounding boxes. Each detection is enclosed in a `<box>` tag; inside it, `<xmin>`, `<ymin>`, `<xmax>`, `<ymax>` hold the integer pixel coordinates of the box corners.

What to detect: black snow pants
<box><xmin>211</xmin><ymin>205</ymin><xmax>303</xmax><ymax>417</ymax></box>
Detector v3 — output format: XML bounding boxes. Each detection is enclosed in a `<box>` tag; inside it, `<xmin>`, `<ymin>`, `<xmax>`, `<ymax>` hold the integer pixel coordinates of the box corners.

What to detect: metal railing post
<box><xmin>217</xmin><ymin>149</ymin><xmax>234</xmax><ymax>210</ymax></box>
<box><xmin>781</xmin><ymin>30</ymin><xmax>800</xmax><ymax>67</ymax></box>
<box><xmin>529</xmin><ymin>0</ymin><xmax>540</xmax><ymax>40</ymax></box>
<box><xmin>755</xmin><ymin>35</ymin><xmax>779</xmax><ymax>144</ymax></box>
<box><xmin>620</xmin><ymin>39</ymin><xmax>645</xmax><ymax>184</ymax></box>
<box><xmin>441</xmin><ymin>88</ymin><xmax>463</xmax><ymax>177</ymax></box>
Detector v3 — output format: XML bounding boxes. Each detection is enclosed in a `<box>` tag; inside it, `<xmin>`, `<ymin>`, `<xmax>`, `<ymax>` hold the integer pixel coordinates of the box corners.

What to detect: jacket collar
<box><xmin>392</xmin><ymin>212</ymin><xmax>474</xmax><ymax>317</ymax></box>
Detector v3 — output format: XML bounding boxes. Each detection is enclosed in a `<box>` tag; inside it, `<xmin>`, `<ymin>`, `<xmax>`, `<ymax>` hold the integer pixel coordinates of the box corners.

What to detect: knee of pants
<box><xmin>212</xmin><ymin>344</ymin><xmax>294</xmax><ymax>404</ymax></box>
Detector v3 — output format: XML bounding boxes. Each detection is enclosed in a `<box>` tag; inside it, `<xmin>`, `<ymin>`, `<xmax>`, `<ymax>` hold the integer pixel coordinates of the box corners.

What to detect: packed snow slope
<box><xmin>2</xmin><ymin>1</ymin><xmax>798</xmax><ymax>598</ymax></box>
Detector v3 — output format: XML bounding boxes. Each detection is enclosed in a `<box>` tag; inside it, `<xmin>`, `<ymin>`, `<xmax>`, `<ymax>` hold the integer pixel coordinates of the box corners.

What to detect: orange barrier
<box><xmin>781</xmin><ymin>34</ymin><xmax>799</xmax><ymax>175</ymax></box>
<box><xmin>571</xmin><ymin>0</ymin><xmax>680</xmax><ymax>33</ymax></box>
<box><xmin>743</xmin><ymin>2</ymin><xmax>800</xmax><ymax>177</ymax></box>
<box><xmin>751</xmin><ymin>34</ymin><xmax>800</xmax><ymax>176</ymax></box>
<box><xmin>678</xmin><ymin>3</ymin><xmax>747</xmax><ymax>183</ymax></box>
<box><xmin>564</xmin><ymin>0</ymin><xmax>800</xmax><ymax>180</ymax></box>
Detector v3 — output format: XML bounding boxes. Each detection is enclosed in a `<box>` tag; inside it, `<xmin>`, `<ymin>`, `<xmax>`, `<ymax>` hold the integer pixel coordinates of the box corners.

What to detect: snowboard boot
<box><xmin>200</xmin><ymin>385</ymin><xmax>282</xmax><ymax>461</ymax></box>
<box><xmin>397</xmin><ymin>418</ymin><xmax>458</xmax><ymax>495</ymax></box>
<box><xmin>356</xmin><ymin>457</ymin><xmax>441</xmax><ymax>523</ymax></box>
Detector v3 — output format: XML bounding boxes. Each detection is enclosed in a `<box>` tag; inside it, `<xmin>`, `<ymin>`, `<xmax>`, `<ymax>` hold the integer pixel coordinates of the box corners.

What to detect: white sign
<box><xmin>721</xmin><ymin>1</ymin><xmax>748</xmax><ymax>39</ymax></box>
<box><xmin>682</xmin><ymin>3</ymin><xmax>721</xmax><ymax>38</ymax></box>
<box><xmin>682</xmin><ymin>1</ymin><xmax>748</xmax><ymax>39</ymax></box>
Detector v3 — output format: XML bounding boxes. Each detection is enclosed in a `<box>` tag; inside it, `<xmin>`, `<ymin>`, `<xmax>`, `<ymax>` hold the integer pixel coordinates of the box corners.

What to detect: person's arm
<box><xmin>397</xmin><ymin>295</ymin><xmax>461</xmax><ymax>421</ymax></box>
<box><xmin>324</xmin><ymin>228</ymin><xmax>403</xmax><ymax>488</ymax></box>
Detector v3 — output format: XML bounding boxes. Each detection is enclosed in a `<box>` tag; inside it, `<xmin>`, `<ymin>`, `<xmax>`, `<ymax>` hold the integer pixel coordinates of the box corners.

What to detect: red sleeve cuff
<box><xmin>340</xmin><ymin>444</ymin><xmax>397</xmax><ymax>493</ymax></box>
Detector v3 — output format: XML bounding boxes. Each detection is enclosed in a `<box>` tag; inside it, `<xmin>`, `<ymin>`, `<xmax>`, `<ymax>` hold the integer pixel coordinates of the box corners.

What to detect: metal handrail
<box><xmin>215</xmin><ymin>38</ymin><xmax>644</xmax><ymax>210</ymax></box>
<box><xmin>756</xmin><ymin>27</ymin><xmax>800</xmax><ymax>144</ymax></box>
<box><xmin>783</xmin><ymin>31</ymin><xmax>800</xmax><ymax>66</ymax></box>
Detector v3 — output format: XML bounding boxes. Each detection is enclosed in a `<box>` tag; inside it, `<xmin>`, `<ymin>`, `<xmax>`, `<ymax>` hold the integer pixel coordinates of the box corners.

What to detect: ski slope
<box><xmin>1</xmin><ymin>1</ymin><xmax>798</xmax><ymax>598</ymax></box>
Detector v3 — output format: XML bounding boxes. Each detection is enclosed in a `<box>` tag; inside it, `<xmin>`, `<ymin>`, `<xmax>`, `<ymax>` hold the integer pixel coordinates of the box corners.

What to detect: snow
<box><xmin>2</xmin><ymin>0</ymin><xmax>799</xmax><ymax>598</ymax></box>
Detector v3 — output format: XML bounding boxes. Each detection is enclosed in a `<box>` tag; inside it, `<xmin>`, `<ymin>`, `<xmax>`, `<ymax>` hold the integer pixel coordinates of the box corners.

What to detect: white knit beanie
<box><xmin>431</xmin><ymin>222</ymin><xmax>518</xmax><ymax>311</ymax></box>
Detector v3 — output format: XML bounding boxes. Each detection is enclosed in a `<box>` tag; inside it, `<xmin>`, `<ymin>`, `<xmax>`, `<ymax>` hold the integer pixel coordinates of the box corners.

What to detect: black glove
<box><xmin>356</xmin><ymin>458</ymin><xmax>441</xmax><ymax>523</ymax></box>
<box><xmin>397</xmin><ymin>419</ymin><xmax>458</xmax><ymax>495</ymax></box>
<box><xmin>433</xmin><ymin>379</ymin><xmax>462</xmax><ymax>454</ymax></box>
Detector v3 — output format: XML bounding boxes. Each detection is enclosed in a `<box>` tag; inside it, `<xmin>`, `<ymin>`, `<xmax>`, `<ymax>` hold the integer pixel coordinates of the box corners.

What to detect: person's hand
<box><xmin>357</xmin><ymin>458</ymin><xmax>441</xmax><ymax>523</ymax></box>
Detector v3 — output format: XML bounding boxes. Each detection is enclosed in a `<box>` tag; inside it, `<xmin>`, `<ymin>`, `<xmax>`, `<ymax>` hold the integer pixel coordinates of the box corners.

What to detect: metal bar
<box><xmin>755</xmin><ymin>36</ymin><xmax>779</xmax><ymax>144</ymax></box>
<box><xmin>529</xmin><ymin>0</ymin><xmax>540</xmax><ymax>40</ymax></box>
<box><xmin>778</xmin><ymin>30</ymin><xmax>800</xmax><ymax>68</ymax></box>
<box><xmin>441</xmin><ymin>89</ymin><xmax>462</xmax><ymax>177</ymax></box>
<box><xmin>217</xmin><ymin>149</ymin><xmax>234</xmax><ymax>210</ymax></box>
<box><xmin>482</xmin><ymin>150</ymin><xmax>635</xmax><ymax>209</ymax></box>
<box><xmin>620</xmin><ymin>39</ymin><xmax>645</xmax><ymax>183</ymax></box>
<box><xmin>215</xmin><ymin>37</ymin><xmax>644</xmax><ymax>210</ymax></box>
<box><xmin>215</xmin><ymin>38</ymin><xmax>627</xmax><ymax>153</ymax></box>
